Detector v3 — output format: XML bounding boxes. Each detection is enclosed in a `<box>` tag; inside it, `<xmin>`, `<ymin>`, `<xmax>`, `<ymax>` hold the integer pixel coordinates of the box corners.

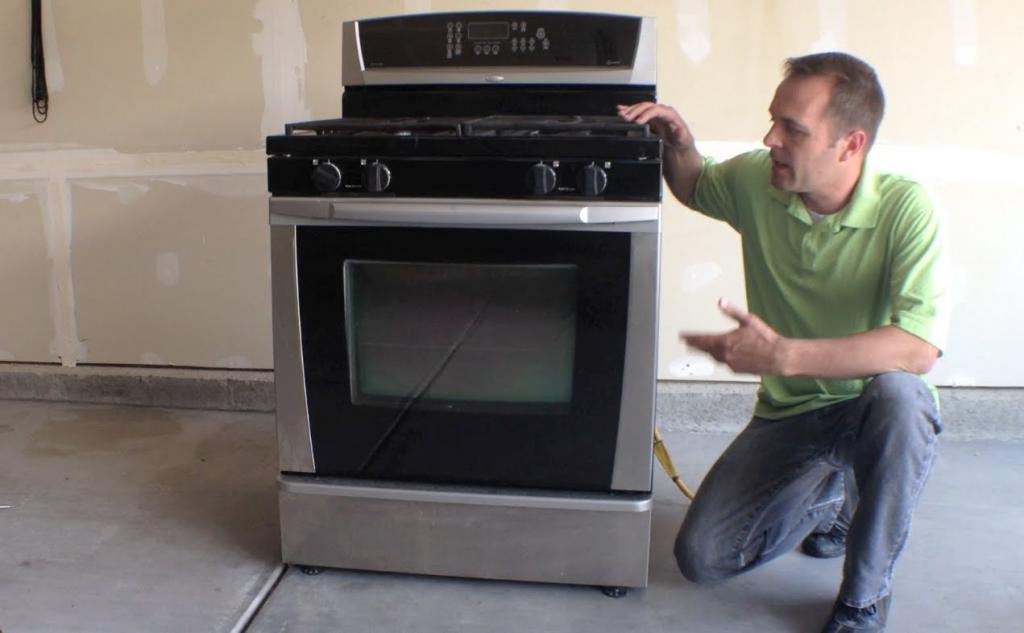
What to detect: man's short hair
<box><xmin>784</xmin><ymin>52</ymin><xmax>885</xmax><ymax>149</ymax></box>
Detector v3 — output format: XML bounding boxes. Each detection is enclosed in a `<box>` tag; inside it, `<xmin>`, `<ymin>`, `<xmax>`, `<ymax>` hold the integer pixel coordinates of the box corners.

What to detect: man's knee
<box><xmin>674</xmin><ymin>516</ymin><xmax>730</xmax><ymax>584</ymax></box>
<box><xmin>865</xmin><ymin>371</ymin><xmax>929</xmax><ymax>402</ymax></box>
<box><xmin>862</xmin><ymin>371</ymin><xmax>940</xmax><ymax>436</ymax></box>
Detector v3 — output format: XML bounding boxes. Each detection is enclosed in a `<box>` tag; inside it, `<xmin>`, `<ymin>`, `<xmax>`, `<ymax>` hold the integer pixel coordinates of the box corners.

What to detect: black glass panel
<box><xmin>357</xmin><ymin>12</ymin><xmax>641</xmax><ymax>68</ymax></box>
<box><xmin>295</xmin><ymin>226</ymin><xmax>631</xmax><ymax>492</ymax></box>
<box><xmin>341</xmin><ymin>85</ymin><xmax>656</xmax><ymax>118</ymax></box>
<box><xmin>345</xmin><ymin>261</ymin><xmax>577</xmax><ymax>414</ymax></box>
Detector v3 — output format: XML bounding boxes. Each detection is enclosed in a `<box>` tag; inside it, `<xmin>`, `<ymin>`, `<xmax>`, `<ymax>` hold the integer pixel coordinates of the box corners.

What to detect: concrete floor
<box><xmin>1</xmin><ymin>400</ymin><xmax>1020</xmax><ymax>632</ymax></box>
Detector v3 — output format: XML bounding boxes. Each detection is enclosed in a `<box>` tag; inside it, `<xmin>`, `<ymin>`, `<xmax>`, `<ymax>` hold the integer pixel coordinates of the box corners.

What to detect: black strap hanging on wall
<box><xmin>31</xmin><ymin>0</ymin><xmax>49</xmax><ymax>122</ymax></box>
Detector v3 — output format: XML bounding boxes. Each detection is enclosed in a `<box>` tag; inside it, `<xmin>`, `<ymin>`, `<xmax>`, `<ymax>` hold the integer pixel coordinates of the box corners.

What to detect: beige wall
<box><xmin>0</xmin><ymin>1</ymin><xmax>1020</xmax><ymax>386</ymax></box>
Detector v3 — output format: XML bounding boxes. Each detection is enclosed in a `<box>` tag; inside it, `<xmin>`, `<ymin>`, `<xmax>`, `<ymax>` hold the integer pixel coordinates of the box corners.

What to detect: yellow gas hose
<box><xmin>653</xmin><ymin>428</ymin><xmax>695</xmax><ymax>500</ymax></box>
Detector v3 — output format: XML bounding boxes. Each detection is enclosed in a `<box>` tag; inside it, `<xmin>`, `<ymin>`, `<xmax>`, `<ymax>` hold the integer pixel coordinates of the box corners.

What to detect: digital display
<box><xmin>467</xmin><ymin>21</ymin><xmax>510</xmax><ymax>41</ymax></box>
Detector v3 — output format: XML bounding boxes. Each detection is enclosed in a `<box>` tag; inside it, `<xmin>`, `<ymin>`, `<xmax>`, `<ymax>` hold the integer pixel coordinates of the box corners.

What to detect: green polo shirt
<box><xmin>688</xmin><ymin>149</ymin><xmax>947</xmax><ymax>419</ymax></box>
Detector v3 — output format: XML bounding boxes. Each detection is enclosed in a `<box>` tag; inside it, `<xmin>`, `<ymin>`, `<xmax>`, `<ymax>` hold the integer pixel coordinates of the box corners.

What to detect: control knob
<box><xmin>364</xmin><ymin>161</ymin><xmax>392</xmax><ymax>192</ymax></box>
<box><xmin>577</xmin><ymin>163</ymin><xmax>608</xmax><ymax>197</ymax></box>
<box><xmin>526</xmin><ymin>162</ymin><xmax>557</xmax><ymax>195</ymax></box>
<box><xmin>311</xmin><ymin>162</ymin><xmax>342</xmax><ymax>193</ymax></box>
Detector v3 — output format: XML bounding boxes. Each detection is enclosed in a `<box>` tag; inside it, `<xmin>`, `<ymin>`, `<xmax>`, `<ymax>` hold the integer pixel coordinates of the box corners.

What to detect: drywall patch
<box><xmin>811</xmin><ymin>0</ymin><xmax>846</xmax><ymax>52</ymax></box>
<box><xmin>948</xmin><ymin>373</ymin><xmax>978</xmax><ymax>387</ymax></box>
<box><xmin>667</xmin><ymin>355</ymin><xmax>715</xmax><ymax>378</ymax></box>
<box><xmin>680</xmin><ymin>262</ymin><xmax>722</xmax><ymax>293</ymax></box>
<box><xmin>948</xmin><ymin>260</ymin><xmax>968</xmax><ymax>306</ymax></box>
<box><xmin>252</xmin><ymin>0</ymin><xmax>311</xmax><ymax>141</ymax></box>
<box><xmin>216</xmin><ymin>356</ymin><xmax>254</xmax><ymax>369</ymax></box>
<box><xmin>38</xmin><ymin>175</ymin><xmax>81</xmax><ymax>367</ymax></box>
<box><xmin>140</xmin><ymin>352</ymin><xmax>165</xmax><ymax>365</ymax></box>
<box><xmin>869</xmin><ymin>144</ymin><xmax>1024</xmax><ymax>185</ymax></box>
<box><xmin>949</xmin><ymin>0</ymin><xmax>978</xmax><ymax>66</ymax></box>
<box><xmin>675</xmin><ymin>0</ymin><xmax>711</xmax><ymax>63</ymax></box>
<box><xmin>0</xmin><ymin>149</ymin><xmax>265</xmax><ymax>183</ymax></box>
<box><xmin>141</xmin><ymin>0</ymin><xmax>169</xmax><ymax>86</ymax></box>
<box><xmin>156</xmin><ymin>252</ymin><xmax>180</xmax><ymax>286</ymax></box>
<box><xmin>48</xmin><ymin>338</ymin><xmax>88</xmax><ymax>365</ymax></box>
<box><xmin>0</xmin><ymin>143</ymin><xmax>89</xmax><ymax>153</ymax></box>
<box><xmin>155</xmin><ymin>175</ymin><xmax>263</xmax><ymax>198</ymax></box>
<box><xmin>74</xmin><ymin>180</ymin><xmax>150</xmax><ymax>204</ymax></box>
<box><xmin>403</xmin><ymin>0</ymin><xmax>432</xmax><ymax>14</ymax></box>
<box><xmin>41</xmin><ymin>0</ymin><xmax>65</xmax><ymax>91</ymax></box>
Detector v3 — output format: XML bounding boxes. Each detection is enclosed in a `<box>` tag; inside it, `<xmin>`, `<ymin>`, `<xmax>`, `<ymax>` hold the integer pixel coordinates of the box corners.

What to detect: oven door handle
<box><xmin>329</xmin><ymin>201</ymin><xmax>658</xmax><ymax>226</ymax></box>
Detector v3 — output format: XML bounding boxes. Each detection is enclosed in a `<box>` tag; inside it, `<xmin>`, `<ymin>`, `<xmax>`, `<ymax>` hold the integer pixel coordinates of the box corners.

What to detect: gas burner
<box><xmin>284</xmin><ymin>115</ymin><xmax>650</xmax><ymax>140</ymax></box>
<box><xmin>285</xmin><ymin>117</ymin><xmax>463</xmax><ymax>138</ymax></box>
<box><xmin>462</xmin><ymin>115</ymin><xmax>650</xmax><ymax>138</ymax></box>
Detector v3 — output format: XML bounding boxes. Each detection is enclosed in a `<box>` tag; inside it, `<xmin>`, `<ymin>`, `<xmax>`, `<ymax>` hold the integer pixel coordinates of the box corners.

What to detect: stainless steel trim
<box><xmin>610</xmin><ymin>230</ymin><xmax>659</xmax><ymax>491</ymax></box>
<box><xmin>270</xmin><ymin>226</ymin><xmax>315</xmax><ymax>473</ymax></box>
<box><xmin>331</xmin><ymin>199</ymin><xmax>658</xmax><ymax>225</ymax></box>
<box><xmin>271</xmin><ymin>214</ymin><xmax>657</xmax><ymax>233</ymax></box>
<box><xmin>271</xmin><ymin>199</ymin><xmax>331</xmax><ymax>220</ymax></box>
<box><xmin>279</xmin><ymin>475</ymin><xmax>652</xmax><ymax>512</ymax></box>
<box><xmin>632</xmin><ymin>17</ymin><xmax>657</xmax><ymax>87</ymax></box>
<box><xmin>269</xmin><ymin>214</ymin><xmax>340</xmax><ymax>228</ymax></box>
<box><xmin>342</xmin><ymin>17</ymin><xmax>656</xmax><ymax>86</ymax></box>
<box><xmin>354</xmin><ymin>20</ymin><xmax>365</xmax><ymax>72</ymax></box>
<box><xmin>270</xmin><ymin>198</ymin><xmax>659</xmax><ymax>231</ymax></box>
<box><xmin>341</xmin><ymin>21</ymin><xmax>362</xmax><ymax>97</ymax></box>
<box><xmin>279</xmin><ymin>477</ymin><xmax>651</xmax><ymax>587</ymax></box>
<box><xmin>348</xmin><ymin>67</ymin><xmax>648</xmax><ymax>87</ymax></box>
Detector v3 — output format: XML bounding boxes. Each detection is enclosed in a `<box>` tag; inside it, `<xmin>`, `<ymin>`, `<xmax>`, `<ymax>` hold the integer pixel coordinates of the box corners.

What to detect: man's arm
<box><xmin>684</xmin><ymin>299</ymin><xmax>940</xmax><ymax>379</ymax></box>
<box><xmin>779</xmin><ymin>325</ymin><xmax>939</xmax><ymax>378</ymax></box>
<box><xmin>617</xmin><ymin>102</ymin><xmax>705</xmax><ymax>204</ymax></box>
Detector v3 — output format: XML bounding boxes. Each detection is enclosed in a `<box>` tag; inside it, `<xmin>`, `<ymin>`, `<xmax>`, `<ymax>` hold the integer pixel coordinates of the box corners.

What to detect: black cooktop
<box><xmin>267</xmin><ymin>113</ymin><xmax>662</xmax><ymax>200</ymax></box>
<box><xmin>269</xmin><ymin>115</ymin><xmax>659</xmax><ymax>161</ymax></box>
<box><xmin>285</xmin><ymin>115</ymin><xmax>651</xmax><ymax>138</ymax></box>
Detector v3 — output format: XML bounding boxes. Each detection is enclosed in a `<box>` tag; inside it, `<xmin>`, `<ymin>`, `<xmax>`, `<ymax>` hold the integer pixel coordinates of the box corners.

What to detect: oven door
<box><xmin>271</xmin><ymin>198</ymin><xmax>658</xmax><ymax>493</ymax></box>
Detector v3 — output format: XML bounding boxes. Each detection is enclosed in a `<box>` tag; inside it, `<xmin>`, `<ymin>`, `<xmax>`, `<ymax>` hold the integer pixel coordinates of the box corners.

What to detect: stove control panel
<box><xmin>356</xmin><ymin>12</ymin><xmax>641</xmax><ymax>69</ymax></box>
<box><xmin>272</xmin><ymin>157</ymin><xmax>661</xmax><ymax>202</ymax></box>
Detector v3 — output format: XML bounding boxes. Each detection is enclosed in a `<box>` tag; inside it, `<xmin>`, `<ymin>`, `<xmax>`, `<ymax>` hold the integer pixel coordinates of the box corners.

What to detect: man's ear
<box><xmin>839</xmin><ymin>129</ymin><xmax>868</xmax><ymax>162</ymax></box>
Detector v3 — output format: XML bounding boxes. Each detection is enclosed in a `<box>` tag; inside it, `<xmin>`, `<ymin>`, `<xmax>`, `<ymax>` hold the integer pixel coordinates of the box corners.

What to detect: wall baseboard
<box><xmin>0</xmin><ymin>364</ymin><xmax>275</xmax><ymax>413</ymax></box>
<box><xmin>1</xmin><ymin>364</ymin><xmax>1020</xmax><ymax>440</ymax></box>
<box><xmin>656</xmin><ymin>381</ymin><xmax>1024</xmax><ymax>441</ymax></box>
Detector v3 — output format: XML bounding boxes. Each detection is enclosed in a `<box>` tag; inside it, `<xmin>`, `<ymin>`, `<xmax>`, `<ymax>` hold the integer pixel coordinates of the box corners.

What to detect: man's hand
<box><xmin>683</xmin><ymin>300</ymin><xmax>941</xmax><ymax>379</ymax></box>
<box><xmin>617</xmin><ymin>102</ymin><xmax>705</xmax><ymax>204</ymax></box>
<box><xmin>681</xmin><ymin>298</ymin><xmax>789</xmax><ymax>376</ymax></box>
<box><xmin>616</xmin><ymin>102</ymin><xmax>695</xmax><ymax>149</ymax></box>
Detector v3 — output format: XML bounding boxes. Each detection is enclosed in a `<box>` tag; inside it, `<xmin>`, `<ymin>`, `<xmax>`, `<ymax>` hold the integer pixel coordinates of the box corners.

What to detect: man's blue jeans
<box><xmin>674</xmin><ymin>372</ymin><xmax>940</xmax><ymax>608</ymax></box>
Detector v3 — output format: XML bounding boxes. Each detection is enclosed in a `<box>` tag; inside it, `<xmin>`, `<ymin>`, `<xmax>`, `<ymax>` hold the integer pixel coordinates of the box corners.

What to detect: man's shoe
<box><xmin>802</xmin><ymin>524</ymin><xmax>847</xmax><ymax>559</ymax></box>
<box><xmin>820</xmin><ymin>595</ymin><xmax>890</xmax><ymax>633</ymax></box>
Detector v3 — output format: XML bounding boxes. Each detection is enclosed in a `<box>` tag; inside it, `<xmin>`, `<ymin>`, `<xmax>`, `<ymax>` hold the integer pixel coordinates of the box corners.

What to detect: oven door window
<box><xmin>345</xmin><ymin>261</ymin><xmax>577</xmax><ymax>415</ymax></box>
<box><xmin>296</xmin><ymin>226</ymin><xmax>631</xmax><ymax>492</ymax></box>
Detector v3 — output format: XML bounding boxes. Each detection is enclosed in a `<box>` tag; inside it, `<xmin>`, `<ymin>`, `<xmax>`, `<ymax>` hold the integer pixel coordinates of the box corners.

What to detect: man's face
<box><xmin>763</xmin><ymin>75</ymin><xmax>847</xmax><ymax>195</ymax></box>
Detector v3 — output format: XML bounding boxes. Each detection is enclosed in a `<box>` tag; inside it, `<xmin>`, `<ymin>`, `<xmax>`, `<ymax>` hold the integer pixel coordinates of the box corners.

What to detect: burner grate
<box><xmin>462</xmin><ymin>115</ymin><xmax>650</xmax><ymax>138</ymax></box>
<box><xmin>285</xmin><ymin>117</ymin><xmax>463</xmax><ymax>138</ymax></box>
<box><xmin>284</xmin><ymin>115</ymin><xmax>650</xmax><ymax>140</ymax></box>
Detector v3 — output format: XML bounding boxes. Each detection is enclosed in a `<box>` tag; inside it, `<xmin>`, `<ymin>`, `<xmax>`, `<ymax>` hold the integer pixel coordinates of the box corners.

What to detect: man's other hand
<box><xmin>681</xmin><ymin>298</ymin><xmax>789</xmax><ymax>376</ymax></box>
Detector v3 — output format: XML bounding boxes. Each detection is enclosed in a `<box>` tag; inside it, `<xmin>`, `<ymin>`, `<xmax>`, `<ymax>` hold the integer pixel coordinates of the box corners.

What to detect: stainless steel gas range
<box><xmin>266</xmin><ymin>11</ymin><xmax>661</xmax><ymax>593</ymax></box>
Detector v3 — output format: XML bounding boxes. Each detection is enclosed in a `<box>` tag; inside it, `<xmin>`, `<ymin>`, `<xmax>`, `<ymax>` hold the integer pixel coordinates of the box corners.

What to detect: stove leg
<box><xmin>600</xmin><ymin>586</ymin><xmax>628</xmax><ymax>598</ymax></box>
